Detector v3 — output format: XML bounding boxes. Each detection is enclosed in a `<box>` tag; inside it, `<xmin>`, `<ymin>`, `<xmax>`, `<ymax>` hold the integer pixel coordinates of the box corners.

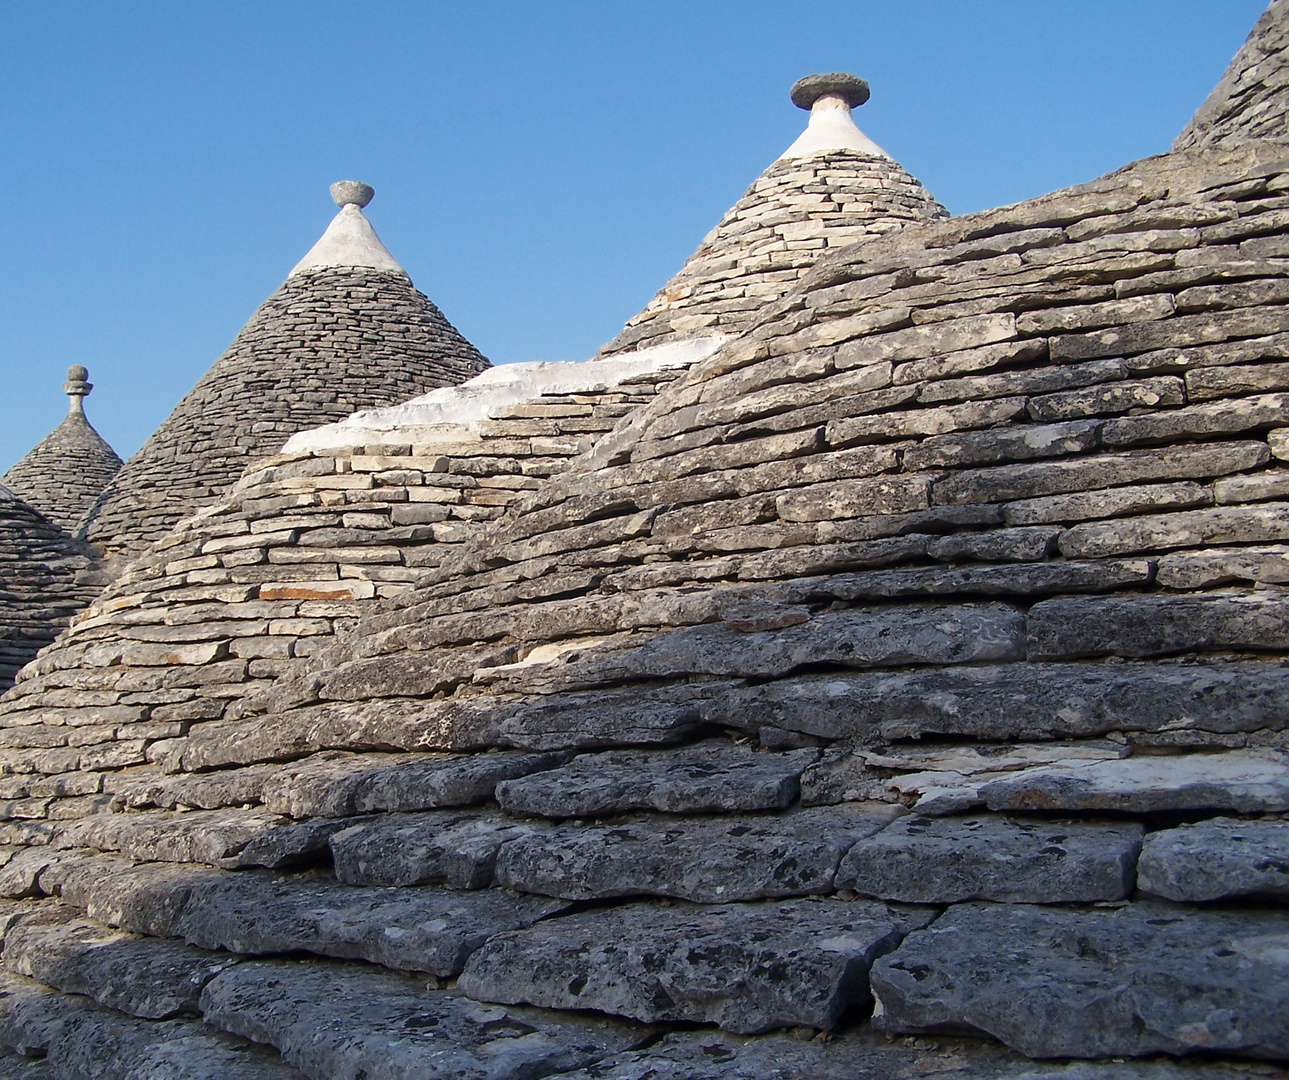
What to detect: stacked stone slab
<box><xmin>598</xmin><ymin>74</ymin><xmax>948</xmax><ymax>357</ymax></box>
<box><xmin>79</xmin><ymin>186</ymin><xmax>490</xmax><ymax>564</ymax></box>
<box><xmin>3</xmin><ymin>14</ymin><xmax>1289</xmax><ymax>1075</ymax></box>
<box><xmin>1</xmin><ymin>368</ymin><xmax>122</xmax><ymax>534</ymax></box>
<box><xmin>0</xmin><ymin>490</ymin><xmax>105</xmax><ymax>694</ymax></box>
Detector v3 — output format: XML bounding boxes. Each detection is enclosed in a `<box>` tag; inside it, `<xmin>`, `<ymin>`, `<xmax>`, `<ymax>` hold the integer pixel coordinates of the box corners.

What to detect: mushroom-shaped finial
<box><xmin>790</xmin><ymin>73</ymin><xmax>870</xmax><ymax>111</ymax></box>
<box><xmin>63</xmin><ymin>366</ymin><xmax>92</xmax><ymax>417</ymax></box>
<box><xmin>330</xmin><ymin>181</ymin><xmax>375</xmax><ymax>209</ymax></box>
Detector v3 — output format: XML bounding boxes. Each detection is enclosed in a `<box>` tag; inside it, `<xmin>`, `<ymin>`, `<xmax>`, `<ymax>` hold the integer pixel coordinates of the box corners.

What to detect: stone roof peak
<box><xmin>781</xmin><ymin>71</ymin><xmax>889</xmax><ymax>161</ymax></box>
<box><xmin>289</xmin><ymin>181</ymin><xmax>406</xmax><ymax>279</ymax></box>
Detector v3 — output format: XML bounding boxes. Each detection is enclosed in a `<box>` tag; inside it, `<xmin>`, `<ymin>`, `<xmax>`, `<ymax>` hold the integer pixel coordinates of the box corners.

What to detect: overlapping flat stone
<box><xmin>4</xmin><ymin>911</ymin><xmax>239</xmax><ymax>1018</ymax></box>
<box><xmin>1137</xmin><ymin>817</ymin><xmax>1289</xmax><ymax>901</ymax></box>
<box><xmin>836</xmin><ymin>815</ymin><xmax>1143</xmax><ymax>903</ymax></box>
<box><xmin>459</xmin><ymin>897</ymin><xmax>933</xmax><ymax>1033</ymax></box>
<box><xmin>63</xmin><ymin>809</ymin><xmax>288</xmax><ymax>867</ymax></box>
<box><xmin>870</xmin><ymin>901</ymin><xmax>1289</xmax><ymax>1060</ymax></box>
<box><xmin>493</xmin><ymin>742</ymin><xmax>819</xmax><ymax>818</ymax></box>
<box><xmin>327</xmin><ymin>811</ymin><xmax>546</xmax><ymax>887</ymax></box>
<box><xmin>0</xmin><ymin>971</ymin><xmax>88</xmax><ymax>1057</ymax></box>
<box><xmin>200</xmin><ymin>960</ymin><xmax>644</xmax><ymax>1080</ymax></box>
<box><xmin>494</xmin><ymin>804</ymin><xmax>902</xmax><ymax>902</ymax></box>
<box><xmin>979</xmin><ymin>750</ymin><xmax>1289</xmax><ymax>814</ymax></box>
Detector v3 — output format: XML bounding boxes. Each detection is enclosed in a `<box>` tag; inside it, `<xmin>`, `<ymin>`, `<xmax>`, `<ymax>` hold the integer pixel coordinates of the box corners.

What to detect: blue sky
<box><xmin>0</xmin><ymin>0</ymin><xmax>1269</xmax><ymax>471</ymax></box>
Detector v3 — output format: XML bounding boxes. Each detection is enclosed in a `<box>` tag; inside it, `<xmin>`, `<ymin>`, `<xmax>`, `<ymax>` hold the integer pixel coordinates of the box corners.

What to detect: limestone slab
<box><xmin>459</xmin><ymin>897</ymin><xmax>933</xmax><ymax>1034</ymax></box>
<box><xmin>225</xmin><ymin>818</ymin><xmax>354</xmax><ymax>870</ymax></box>
<box><xmin>45</xmin><ymin>855</ymin><xmax>224</xmax><ymax>939</ymax></box>
<box><xmin>494</xmin><ymin>743</ymin><xmax>818</xmax><ymax>818</ymax></box>
<box><xmin>0</xmin><ymin>971</ymin><xmax>88</xmax><ymax>1056</ymax></box>
<box><xmin>64</xmin><ymin>809</ymin><xmax>288</xmax><ymax>866</ymax></box>
<box><xmin>328</xmin><ymin>811</ymin><xmax>545</xmax><ymax>887</ymax></box>
<box><xmin>494</xmin><ymin>804</ymin><xmax>901</xmax><ymax>902</ymax></box>
<box><xmin>4</xmin><ymin>913</ymin><xmax>239</xmax><ymax>1019</ymax></box>
<box><xmin>260</xmin><ymin>749</ymin><xmax>569</xmax><ymax>818</ymax></box>
<box><xmin>200</xmin><ymin>960</ymin><xmax>643</xmax><ymax>1080</ymax></box>
<box><xmin>870</xmin><ymin>901</ymin><xmax>1289</xmax><ymax>1060</ymax></box>
<box><xmin>173</xmin><ymin>871</ymin><xmax>566</xmax><ymax>976</ymax></box>
<box><xmin>836</xmin><ymin>815</ymin><xmax>1143</xmax><ymax>903</ymax></box>
<box><xmin>1137</xmin><ymin>817</ymin><xmax>1289</xmax><ymax>902</ymax></box>
<box><xmin>979</xmin><ymin>750</ymin><xmax>1289</xmax><ymax>815</ymax></box>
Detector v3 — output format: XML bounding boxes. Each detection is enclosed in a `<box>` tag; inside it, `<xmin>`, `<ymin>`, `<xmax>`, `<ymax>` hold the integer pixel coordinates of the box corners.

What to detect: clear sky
<box><xmin>0</xmin><ymin>0</ymin><xmax>1269</xmax><ymax>473</ymax></box>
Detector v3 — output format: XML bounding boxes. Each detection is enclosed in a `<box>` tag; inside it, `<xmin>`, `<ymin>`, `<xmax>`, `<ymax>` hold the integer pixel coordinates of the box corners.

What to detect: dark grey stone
<box><xmin>199</xmin><ymin>960</ymin><xmax>644</xmax><ymax>1080</ymax></box>
<box><xmin>1137</xmin><ymin>817</ymin><xmax>1289</xmax><ymax>901</ymax></box>
<box><xmin>459</xmin><ymin>897</ymin><xmax>933</xmax><ymax>1034</ymax></box>
<box><xmin>0</xmin><ymin>971</ymin><xmax>88</xmax><ymax>1056</ymax></box>
<box><xmin>493</xmin><ymin>743</ymin><xmax>818</xmax><ymax>818</ymax></box>
<box><xmin>225</xmin><ymin>818</ymin><xmax>354</xmax><ymax>870</ymax></box>
<box><xmin>870</xmin><ymin>901</ymin><xmax>1289</xmax><ymax>1060</ymax></box>
<box><xmin>493</xmin><ymin>804</ymin><xmax>901</xmax><ymax>902</ymax></box>
<box><xmin>835</xmin><ymin>815</ymin><xmax>1143</xmax><ymax>903</ymax></box>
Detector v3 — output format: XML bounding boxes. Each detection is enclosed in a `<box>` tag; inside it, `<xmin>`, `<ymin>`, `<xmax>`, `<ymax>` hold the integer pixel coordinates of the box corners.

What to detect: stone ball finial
<box><xmin>330</xmin><ymin>181</ymin><xmax>375</xmax><ymax>209</ymax></box>
<box><xmin>66</xmin><ymin>365</ymin><xmax>89</xmax><ymax>383</ymax></box>
<box><xmin>791</xmin><ymin>73</ymin><xmax>870</xmax><ymax>111</ymax></box>
<box><xmin>63</xmin><ymin>366</ymin><xmax>92</xmax><ymax>415</ymax></box>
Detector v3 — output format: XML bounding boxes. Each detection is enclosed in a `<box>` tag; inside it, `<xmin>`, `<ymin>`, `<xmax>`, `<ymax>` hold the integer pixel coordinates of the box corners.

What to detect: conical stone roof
<box><xmin>80</xmin><ymin>183</ymin><xmax>490</xmax><ymax>563</ymax></box>
<box><xmin>598</xmin><ymin>73</ymin><xmax>948</xmax><ymax>357</ymax></box>
<box><xmin>1</xmin><ymin>367</ymin><xmax>122</xmax><ymax>533</ymax></box>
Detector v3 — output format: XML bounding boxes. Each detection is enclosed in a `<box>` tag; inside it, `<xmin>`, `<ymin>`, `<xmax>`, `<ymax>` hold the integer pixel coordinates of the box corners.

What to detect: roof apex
<box><xmin>780</xmin><ymin>72</ymin><xmax>888</xmax><ymax>161</ymax></box>
<box><xmin>289</xmin><ymin>188</ymin><xmax>407</xmax><ymax>279</ymax></box>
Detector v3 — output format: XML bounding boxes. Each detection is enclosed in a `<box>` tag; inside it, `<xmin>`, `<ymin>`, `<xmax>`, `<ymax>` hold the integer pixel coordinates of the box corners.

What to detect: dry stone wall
<box><xmin>82</xmin><ymin>267</ymin><xmax>489</xmax><ymax>563</ymax></box>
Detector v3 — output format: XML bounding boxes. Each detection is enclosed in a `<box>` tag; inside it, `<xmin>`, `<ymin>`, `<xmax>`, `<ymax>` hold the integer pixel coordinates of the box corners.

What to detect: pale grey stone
<box><xmin>836</xmin><ymin>815</ymin><xmax>1142</xmax><ymax>903</ymax></box>
<box><xmin>459</xmin><ymin>897</ymin><xmax>934</xmax><ymax>1034</ymax></box>
<box><xmin>979</xmin><ymin>750</ymin><xmax>1289</xmax><ymax>815</ymax></box>
<box><xmin>1157</xmin><ymin>545</ymin><xmax>1289</xmax><ymax>589</ymax></box>
<box><xmin>493</xmin><ymin>804</ymin><xmax>902</xmax><ymax>902</ymax></box>
<box><xmin>1058</xmin><ymin>503</ymin><xmax>1289</xmax><ymax>559</ymax></box>
<box><xmin>1137</xmin><ymin>817</ymin><xmax>1289</xmax><ymax>901</ymax></box>
<box><xmin>4</xmin><ymin>912</ymin><xmax>239</xmax><ymax>1019</ymax></box>
<box><xmin>328</xmin><ymin>811</ymin><xmax>545</xmax><ymax>887</ymax></box>
<box><xmin>115</xmin><ymin>766</ymin><xmax>279</xmax><ymax>812</ymax></box>
<box><xmin>871</xmin><ymin>901</ymin><xmax>1289</xmax><ymax>1060</ymax></box>
<box><xmin>45</xmin><ymin>855</ymin><xmax>223</xmax><ymax>939</ymax></box>
<box><xmin>64</xmin><ymin>809</ymin><xmax>288</xmax><ymax>867</ymax></box>
<box><xmin>1002</xmin><ymin>481</ymin><xmax>1213</xmax><ymax>526</ymax></box>
<box><xmin>494</xmin><ymin>743</ymin><xmax>818</xmax><ymax>818</ymax></box>
<box><xmin>174</xmin><ymin>871</ymin><xmax>566</xmax><ymax>976</ymax></box>
<box><xmin>199</xmin><ymin>960</ymin><xmax>643</xmax><ymax>1080</ymax></box>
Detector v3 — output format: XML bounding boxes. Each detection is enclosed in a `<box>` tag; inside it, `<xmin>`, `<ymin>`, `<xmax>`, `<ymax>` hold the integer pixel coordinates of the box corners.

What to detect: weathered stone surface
<box><xmin>494</xmin><ymin>804</ymin><xmax>902</xmax><ymax>902</ymax></box>
<box><xmin>114</xmin><ymin>767</ymin><xmax>279</xmax><ymax>812</ymax></box>
<box><xmin>980</xmin><ymin>750</ymin><xmax>1289</xmax><ymax>815</ymax></box>
<box><xmin>0</xmin><ymin>971</ymin><xmax>88</xmax><ymax>1056</ymax></box>
<box><xmin>1157</xmin><ymin>546</ymin><xmax>1289</xmax><ymax>589</ymax></box>
<box><xmin>224</xmin><ymin>818</ymin><xmax>354</xmax><ymax>870</ymax></box>
<box><xmin>1059</xmin><ymin>504</ymin><xmax>1289</xmax><ymax>559</ymax></box>
<box><xmin>260</xmin><ymin>750</ymin><xmax>569</xmax><ymax>818</ymax></box>
<box><xmin>704</xmin><ymin>663</ymin><xmax>1289</xmax><ymax>743</ymax></box>
<box><xmin>1028</xmin><ymin>592</ymin><xmax>1289</xmax><ymax>659</ymax></box>
<box><xmin>174</xmin><ymin>871</ymin><xmax>566</xmax><ymax>976</ymax></box>
<box><xmin>4</xmin><ymin>912</ymin><xmax>239</xmax><ymax>1018</ymax></box>
<box><xmin>46</xmin><ymin>855</ymin><xmax>224</xmax><ymax>939</ymax></box>
<box><xmin>0</xmin><ymin>1051</ymin><xmax>50</xmax><ymax>1079</ymax></box>
<box><xmin>1002</xmin><ymin>481</ymin><xmax>1213</xmax><ymax>526</ymax></box>
<box><xmin>47</xmin><ymin>1009</ymin><xmax>302</xmax><ymax>1080</ymax></box>
<box><xmin>460</xmin><ymin>897</ymin><xmax>933</xmax><ymax>1034</ymax></box>
<box><xmin>328</xmin><ymin>811</ymin><xmax>545</xmax><ymax>887</ymax></box>
<box><xmin>1137</xmin><ymin>817</ymin><xmax>1289</xmax><ymax>902</ymax></box>
<box><xmin>836</xmin><ymin>815</ymin><xmax>1143</xmax><ymax>903</ymax></box>
<box><xmin>64</xmin><ymin>810</ymin><xmax>288</xmax><ymax>866</ymax></box>
<box><xmin>871</xmin><ymin>901</ymin><xmax>1289</xmax><ymax>1060</ymax></box>
<box><xmin>200</xmin><ymin>960</ymin><xmax>643</xmax><ymax>1080</ymax></box>
<box><xmin>494</xmin><ymin>743</ymin><xmax>818</xmax><ymax>818</ymax></box>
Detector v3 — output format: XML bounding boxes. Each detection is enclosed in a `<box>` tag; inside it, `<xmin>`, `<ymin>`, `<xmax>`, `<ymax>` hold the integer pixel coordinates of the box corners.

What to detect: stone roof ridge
<box><xmin>289</xmin><ymin>181</ymin><xmax>407</xmax><ymax>279</ymax></box>
<box><xmin>283</xmin><ymin>335</ymin><xmax>728</xmax><ymax>453</ymax></box>
<box><xmin>780</xmin><ymin>71</ymin><xmax>889</xmax><ymax>160</ymax></box>
<box><xmin>1173</xmin><ymin>0</ymin><xmax>1289</xmax><ymax>151</ymax></box>
<box><xmin>0</xmin><ymin>365</ymin><xmax>123</xmax><ymax>534</ymax></box>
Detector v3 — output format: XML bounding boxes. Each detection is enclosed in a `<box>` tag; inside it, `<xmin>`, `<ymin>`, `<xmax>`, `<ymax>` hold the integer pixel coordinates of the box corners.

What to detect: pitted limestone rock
<box><xmin>1137</xmin><ymin>817</ymin><xmax>1289</xmax><ymax>901</ymax></box>
<box><xmin>199</xmin><ymin>960</ymin><xmax>645</xmax><ymax>1080</ymax></box>
<box><xmin>493</xmin><ymin>742</ymin><xmax>819</xmax><ymax>818</ymax></box>
<box><xmin>494</xmin><ymin>803</ymin><xmax>902</xmax><ymax>902</ymax></box>
<box><xmin>459</xmin><ymin>896</ymin><xmax>933</xmax><ymax>1034</ymax></box>
<box><xmin>0</xmin><ymin>970</ymin><xmax>89</xmax><ymax>1056</ymax></box>
<box><xmin>836</xmin><ymin>814</ymin><xmax>1143</xmax><ymax>903</ymax></box>
<box><xmin>64</xmin><ymin>809</ymin><xmax>289</xmax><ymax>866</ymax></box>
<box><xmin>870</xmin><ymin>901</ymin><xmax>1289</xmax><ymax>1060</ymax></box>
<box><xmin>327</xmin><ymin>810</ymin><xmax>548</xmax><ymax>888</ymax></box>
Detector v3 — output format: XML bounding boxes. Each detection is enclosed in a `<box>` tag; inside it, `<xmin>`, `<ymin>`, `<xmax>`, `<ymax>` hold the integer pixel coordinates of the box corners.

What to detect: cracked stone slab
<box><xmin>0</xmin><ymin>971</ymin><xmax>89</xmax><ymax>1056</ymax></box>
<box><xmin>62</xmin><ymin>810</ymin><xmax>289</xmax><ymax>866</ymax></box>
<box><xmin>979</xmin><ymin>750</ymin><xmax>1289</xmax><ymax>814</ymax></box>
<box><xmin>494</xmin><ymin>804</ymin><xmax>903</xmax><ymax>902</ymax></box>
<box><xmin>114</xmin><ymin>765</ymin><xmax>281</xmax><ymax>812</ymax></box>
<box><xmin>328</xmin><ymin>810</ymin><xmax>546</xmax><ymax>887</ymax></box>
<box><xmin>260</xmin><ymin>750</ymin><xmax>570</xmax><ymax>819</ymax></box>
<box><xmin>836</xmin><ymin>815</ymin><xmax>1143</xmax><ymax>903</ymax></box>
<box><xmin>224</xmin><ymin>818</ymin><xmax>355</xmax><ymax>870</ymax></box>
<box><xmin>173</xmin><ymin>871</ymin><xmax>568</xmax><ymax>977</ymax></box>
<box><xmin>47</xmin><ymin>1009</ymin><xmax>303</xmax><ymax>1080</ymax></box>
<box><xmin>4</xmin><ymin>910</ymin><xmax>240</xmax><ymax>1019</ymax></box>
<box><xmin>200</xmin><ymin>959</ymin><xmax>644</xmax><ymax>1080</ymax></box>
<box><xmin>460</xmin><ymin>897</ymin><xmax>933</xmax><ymax>1034</ymax></box>
<box><xmin>494</xmin><ymin>742</ymin><xmax>819</xmax><ymax>818</ymax></box>
<box><xmin>870</xmin><ymin>901</ymin><xmax>1289</xmax><ymax>1060</ymax></box>
<box><xmin>1137</xmin><ymin>817</ymin><xmax>1289</xmax><ymax>902</ymax></box>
